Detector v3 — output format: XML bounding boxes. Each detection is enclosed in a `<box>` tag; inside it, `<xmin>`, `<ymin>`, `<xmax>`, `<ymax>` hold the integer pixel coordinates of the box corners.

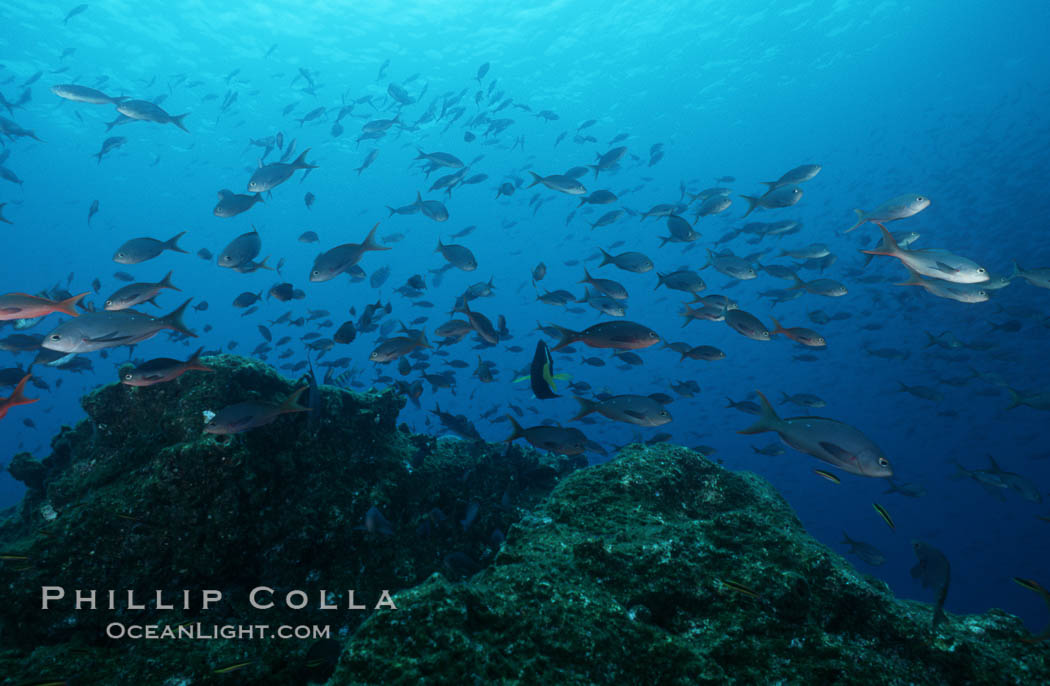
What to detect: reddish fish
<box><xmin>0</xmin><ymin>292</ymin><xmax>87</xmax><ymax>321</ymax></box>
<box><xmin>0</xmin><ymin>374</ymin><xmax>37</xmax><ymax>420</ymax></box>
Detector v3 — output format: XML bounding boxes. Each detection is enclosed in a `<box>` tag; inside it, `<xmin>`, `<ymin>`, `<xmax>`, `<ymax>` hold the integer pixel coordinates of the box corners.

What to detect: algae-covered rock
<box><xmin>0</xmin><ymin>355</ymin><xmax>575</xmax><ymax>685</ymax></box>
<box><xmin>334</xmin><ymin>444</ymin><xmax>1050</xmax><ymax>685</ymax></box>
<box><xmin>1</xmin><ymin>359</ymin><xmax>1046</xmax><ymax>685</ymax></box>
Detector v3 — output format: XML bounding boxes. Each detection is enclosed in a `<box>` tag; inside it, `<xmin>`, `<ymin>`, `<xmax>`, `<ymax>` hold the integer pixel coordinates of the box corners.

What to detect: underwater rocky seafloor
<box><xmin>0</xmin><ymin>355</ymin><xmax>1047</xmax><ymax>685</ymax></box>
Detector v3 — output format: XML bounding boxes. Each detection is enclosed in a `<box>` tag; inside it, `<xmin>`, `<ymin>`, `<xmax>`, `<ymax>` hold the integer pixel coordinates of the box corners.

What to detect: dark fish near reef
<box><xmin>504</xmin><ymin>416</ymin><xmax>587</xmax><ymax>455</ymax></box>
<box><xmin>120</xmin><ymin>347</ymin><xmax>213</xmax><ymax>386</ymax></box>
<box><xmin>572</xmin><ymin>394</ymin><xmax>671</xmax><ymax>426</ymax></box>
<box><xmin>911</xmin><ymin>541</ymin><xmax>951</xmax><ymax>629</ymax></box>
<box><xmin>204</xmin><ymin>386</ymin><xmax>310</xmax><ymax>434</ymax></box>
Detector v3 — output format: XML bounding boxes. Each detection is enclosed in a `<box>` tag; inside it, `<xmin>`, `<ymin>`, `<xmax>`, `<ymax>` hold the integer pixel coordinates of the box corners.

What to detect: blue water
<box><xmin>1</xmin><ymin>0</ymin><xmax>1048</xmax><ymax>631</ymax></box>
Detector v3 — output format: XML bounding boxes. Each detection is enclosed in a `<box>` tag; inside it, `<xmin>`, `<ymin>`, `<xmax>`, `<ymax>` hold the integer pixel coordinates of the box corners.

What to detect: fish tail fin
<box><xmin>658</xmin><ymin>235</ymin><xmax>671</xmax><ymax>247</ymax></box>
<box><xmin>293</xmin><ymin>148</ymin><xmax>318</xmax><ymax>169</ymax></box>
<box><xmin>570</xmin><ymin>396</ymin><xmax>599</xmax><ymax>422</ymax></box>
<box><xmin>739</xmin><ymin>195</ymin><xmax>760</xmax><ymax>218</ymax></box>
<box><xmin>254</xmin><ymin>193</ymin><xmax>265</xmax><ymax>204</ymax></box>
<box><xmin>160</xmin><ymin>298</ymin><xmax>197</xmax><ymax>338</ymax></box>
<box><xmin>844</xmin><ymin>208</ymin><xmax>865</xmax><ymax>233</ymax></box>
<box><xmin>549</xmin><ymin>324</ymin><xmax>579</xmax><ymax>351</ymax></box>
<box><xmin>1010</xmin><ymin>261</ymin><xmax>1022</xmax><ymax>279</ymax></box>
<box><xmin>7</xmin><ymin>374</ymin><xmax>38</xmax><ymax>409</ymax></box>
<box><xmin>386</xmin><ymin>206</ymin><xmax>396</xmax><ymax>217</ymax></box>
<box><xmin>589</xmin><ymin>165</ymin><xmax>600</xmax><ymax>179</ymax></box>
<box><xmin>361</xmin><ymin>222</ymin><xmax>389</xmax><ymax>252</ymax></box>
<box><xmin>435</xmin><ymin>239</ymin><xmax>443</xmax><ymax>253</ymax></box>
<box><xmin>279</xmin><ymin>386</ymin><xmax>312</xmax><ymax>414</ymax></box>
<box><xmin>504</xmin><ymin>415</ymin><xmax>525</xmax><ymax>442</ymax></box>
<box><xmin>526</xmin><ymin>171</ymin><xmax>542</xmax><ymax>188</ymax></box>
<box><xmin>171</xmin><ymin>113</ymin><xmax>190</xmax><ymax>133</ymax></box>
<box><xmin>160</xmin><ymin>270</ymin><xmax>180</xmax><ymax>292</ymax></box>
<box><xmin>599</xmin><ymin>248</ymin><xmax>613</xmax><ymax>267</ymax></box>
<box><xmin>841</xmin><ymin>531</ymin><xmax>854</xmax><ymax>544</ymax></box>
<box><xmin>770</xmin><ymin>316</ymin><xmax>786</xmax><ymax>336</ymax></box>
<box><xmin>578</xmin><ymin>267</ymin><xmax>592</xmax><ymax>284</ymax></box>
<box><xmin>1005</xmin><ymin>387</ymin><xmax>1023</xmax><ymax>410</ymax></box>
<box><xmin>779</xmin><ymin>391</ymin><xmax>790</xmax><ymax>404</ymax></box>
<box><xmin>655</xmin><ymin>272</ymin><xmax>666</xmax><ymax>289</ymax></box>
<box><xmin>759</xmin><ymin>181</ymin><xmax>777</xmax><ymax>190</ymax></box>
<box><xmin>737</xmin><ymin>391</ymin><xmax>781</xmax><ymax>434</ymax></box>
<box><xmin>165</xmin><ymin>231</ymin><xmax>188</xmax><ymax>254</ymax></box>
<box><xmin>416</xmin><ymin>330</ymin><xmax>431</xmax><ymax>349</ymax></box>
<box><xmin>186</xmin><ymin>347</ymin><xmax>214</xmax><ymax>372</ymax></box>
<box><xmin>55</xmin><ymin>292</ymin><xmax>89</xmax><ymax>316</ymax></box>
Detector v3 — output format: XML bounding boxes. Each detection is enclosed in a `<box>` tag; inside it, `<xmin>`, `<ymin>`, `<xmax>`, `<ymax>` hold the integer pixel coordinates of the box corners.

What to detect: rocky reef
<box><xmin>1</xmin><ymin>355</ymin><xmax>1047</xmax><ymax>685</ymax></box>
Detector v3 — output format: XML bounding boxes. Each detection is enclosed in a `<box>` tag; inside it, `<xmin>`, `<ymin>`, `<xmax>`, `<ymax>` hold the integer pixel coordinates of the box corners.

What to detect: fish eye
<box><xmin>977</xmin><ymin>268</ymin><xmax>986</xmax><ymax>273</ymax></box>
<box><xmin>50</xmin><ymin>334</ymin><xmax>61</xmax><ymax>341</ymax></box>
<box><xmin>979</xmin><ymin>290</ymin><xmax>987</xmax><ymax>296</ymax></box>
<box><xmin>312</xmin><ymin>270</ymin><xmax>320</xmax><ymax>277</ymax></box>
<box><xmin>878</xmin><ymin>458</ymin><xmax>889</xmax><ymax>467</ymax></box>
<box><xmin>123</xmin><ymin>373</ymin><xmax>133</xmax><ymax>380</ymax></box>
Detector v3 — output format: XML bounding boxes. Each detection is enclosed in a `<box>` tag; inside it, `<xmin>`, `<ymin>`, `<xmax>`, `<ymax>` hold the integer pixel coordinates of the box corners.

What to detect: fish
<box><xmin>738</xmin><ymin>392</ymin><xmax>892</xmax><ymax>477</ymax></box>
<box><xmin>571</xmin><ymin>394</ymin><xmax>671</xmax><ymax>426</ymax></box>
<box><xmin>549</xmin><ymin>321</ymin><xmax>660</xmax><ymax>352</ymax></box>
<box><xmin>204</xmin><ymin>386</ymin><xmax>310</xmax><ymax>435</ymax></box>
<box><xmin>739</xmin><ymin>185</ymin><xmax>802</xmax><ymax>217</ymax></box>
<box><xmin>0</xmin><ymin>292</ymin><xmax>87</xmax><ymax>320</ymax></box>
<box><xmin>529</xmin><ymin>339</ymin><xmax>560</xmax><ymax>399</ymax></box>
<box><xmin>120</xmin><ymin>347</ymin><xmax>213</xmax><ymax>386</ymax></box>
<box><xmin>589</xmin><ymin>146</ymin><xmax>627</xmax><ymax>177</ymax></box>
<box><xmin>218</xmin><ymin>228</ymin><xmax>262</xmax><ymax>268</ymax></box>
<box><xmin>51</xmin><ymin>83</ymin><xmax>124</xmax><ymax>105</ymax></box>
<box><xmin>846</xmin><ymin>194</ymin><xmax>930</xmax><ymax>233</ymax></box>
<box><xmin>247</xmin><ymin>149</ymin><xmax>318</xmax><ymax>193</ymax></box>
<box><xmin>436</xmin><ymin>240</ymin><xmax>477</xmax><ymax>271</ymax></box>
<box><xmin>42</xmin><ymin>298</ymin><xmax>196</xmax><ymax>353</ymax></box>
<box><xmin>725</xmin><ymin>309</ymin><xmax>771</xmax><ymax>341</ymax></box>
<box><xmin>526</xmin><ymin>171</ymin><xmax>586</xmax><ymax>195</ymax></box>
<box><xmin>504</xmin><ymin>416</ymin><xmax>587</xmax><ymax>455</ymax></box>
<box><xmin>872</xmin><ymin>502</ymin><xmax>895</xmax><ymax>530</ymax></box>
<box><xmin>64</xmin><ymin>3</ymin><xmax>89</xmax><ymax>23</ymax></box>
<box><xmin>862</xmin><ymin>225</ymin><xmax>987</xmax><ymax>283</ymax></box>
<box><xmin>841</xmin><ymin>532</ymin><xmax>885</xmax><ymax>566</ymax></box>
<box><xmin>104</xmin><ymin>271</ymin><xmax>179</xmax><ymax>310</ymax></box>
<box><xmin>910</xmin><ymin>541</ymin><xmax>950</xmax><ymax>629</ymax></box>
<box><xmin>770</xmin><ymin>318</ymin><xmax>826</xmax><ymax>347</ymax></box>
<box><xmin>0</xmin><ymin>374</ymin><xmax>37</xmax><ymax>421</ymax></box>
<box><xmin>1010</xmin><ymin>262</ymin><xmax>1050</xmax><ymax>289</ymax></box>
<box><xmin>310</xmin><ymin>223</ymin><xmax>389</xmax><ymax>282</ymax></box>
<box><xmin>113</xmin><ymin>231</ymin><xmax>187</xmax><ymax>264</ymax></box>
<box><xmin>599</xmin><ymin>248</ymin><xmax>652</xmax><ymax>273</ymax></box>
<box><xmin>116</xmin><ymin>99</ymin><xmax>189</xmax><ymax>131</ymax></box>
<box><xmin>370</xmin><ymin>330</ymin><xmax>429</xmax><ymax>363</ymax></box>
<box><xmin>813</xmin><ymin>469</ymin><xmax>840</xmax><ymax>484</ymax></box>
<box><xmin>760</xmin><ymin>164</ymin><xmax>821</xmax><ymax>190</ymax></box>
<box><xmin>214</xmin><ymin>189</ymin><xmax>263</xmax><ymax>217</ymax></box>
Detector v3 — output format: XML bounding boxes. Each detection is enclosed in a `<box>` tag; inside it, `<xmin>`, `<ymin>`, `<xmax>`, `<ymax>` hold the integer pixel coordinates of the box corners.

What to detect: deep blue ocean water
<box><xmin>1</xmin><ymin>0</ymin><xmax>1049</xmax><ymax>630</ymax></box>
